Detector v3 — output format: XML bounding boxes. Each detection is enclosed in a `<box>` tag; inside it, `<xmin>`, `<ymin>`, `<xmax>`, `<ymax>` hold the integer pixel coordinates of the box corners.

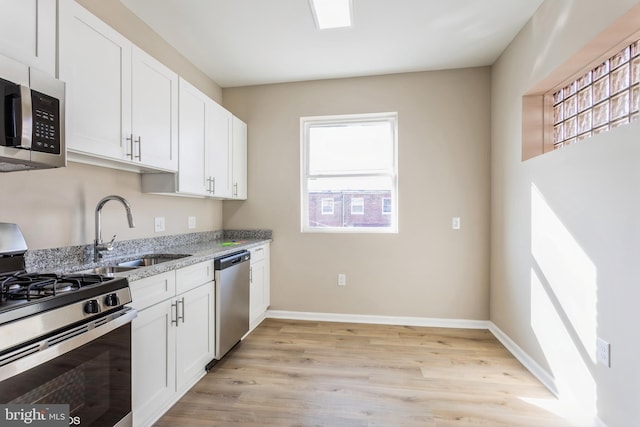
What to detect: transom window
<box><xmin>301</xmin><ymin>112</ymin><xmax>398</xmax><ymax>233</ymax></box>
<box><xmin>551</xmin><ymin>39</ymin><xmax>639</xmax><ymax>149</ymax></box>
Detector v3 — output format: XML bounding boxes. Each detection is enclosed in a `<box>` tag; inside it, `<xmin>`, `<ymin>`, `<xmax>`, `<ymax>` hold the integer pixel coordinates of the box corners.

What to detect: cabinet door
<box><xmin>132</xmin><ymin>300</ymin><xmax>176</xmax><ymax>427</ymax></box>
<box><xmin>131</xmin><ymin>47</ymin><xmax>178</xmax><ymax>171</ymax></box>
<box><xmin>59</xmin><ymin>0</ymin><xmax>131</xmax><ymax>160</ymax></box>
<box><xmin>176</xmin><ymin>283</ymin><xmax>215</xmax><ymax>392</ymax></box>
<box><xmin>231</xmin><ymin>116</ymin><xmax>248</xmax><ymax>199</ymax></box>
<box><xmin>249</xmin><ymin>244</ymin><xmax>270</xmax><ymax>329</ymax></box>
<box><xmin>178</xmin><ymin>78</ymin><xmax>208</xmax><ymax>195</ymax></box>
<box><xmin>249</xmin><ymin>259</ymin><xmax>265</xmax><ymax>328</ymax></box>
<box><xmin>0</xmin><ymin>0</ymin><xmax>55</xmax><ymax>75</ymax></box>
<box><xmin>205</xmin><ymin>100</ymin><xmax>232</xmax><ymax>198</ymax></box>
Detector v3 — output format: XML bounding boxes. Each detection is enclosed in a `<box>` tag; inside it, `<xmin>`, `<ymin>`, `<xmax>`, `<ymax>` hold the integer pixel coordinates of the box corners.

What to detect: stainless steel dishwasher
<box><xmin>207</xmin><ymin>250</ymin><xmax>250</xmax><ymax>370</ymax></box>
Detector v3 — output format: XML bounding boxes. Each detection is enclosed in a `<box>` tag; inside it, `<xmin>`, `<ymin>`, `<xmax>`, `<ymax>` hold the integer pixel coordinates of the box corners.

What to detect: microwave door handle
<box><xmin>16</xmin><ymin>85</ymin><xmax>32</xmax><ymax>149</ymax></box>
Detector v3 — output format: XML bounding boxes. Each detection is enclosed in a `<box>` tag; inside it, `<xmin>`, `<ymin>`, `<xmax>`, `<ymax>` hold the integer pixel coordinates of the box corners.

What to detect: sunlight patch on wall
<box><xmin>530</xmin><ymin>183</ymin><xmax>597</xmax><ymax>416</ymax></box>
<box><xmin>530</xmin><ymin>269</ymin><xmax>596</xmax><ymax>420</ymax></box>
<box><xmin>531</xmin><ymin>183</ymin><xmax>597</xmax><ymax>361</ymax></box>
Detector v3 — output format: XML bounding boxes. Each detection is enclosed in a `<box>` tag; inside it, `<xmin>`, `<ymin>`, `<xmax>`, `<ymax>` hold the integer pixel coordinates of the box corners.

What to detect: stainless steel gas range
<box><xmin>0</xmin><ymin>223</ymin><xmax>136</xmax><ymax>427</ymax></box>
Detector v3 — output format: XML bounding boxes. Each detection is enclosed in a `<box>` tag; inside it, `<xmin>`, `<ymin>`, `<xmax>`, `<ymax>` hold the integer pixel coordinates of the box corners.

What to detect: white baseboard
<box><xmin>486</xmin><ymin>322</ymin><xmax>559</xmax><ymax>396</ymax></box>
<box><xmin>266</xmin><ymin>309</ymin><xmax>490</xmax><ymax>329</ymax></box>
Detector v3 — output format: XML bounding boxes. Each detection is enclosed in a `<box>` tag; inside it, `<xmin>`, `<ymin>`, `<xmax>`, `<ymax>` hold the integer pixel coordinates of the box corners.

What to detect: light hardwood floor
<box><xmin>155</xmin><ymin>319</ymin><xmax>577</xmax><ymax>426</ymax></box>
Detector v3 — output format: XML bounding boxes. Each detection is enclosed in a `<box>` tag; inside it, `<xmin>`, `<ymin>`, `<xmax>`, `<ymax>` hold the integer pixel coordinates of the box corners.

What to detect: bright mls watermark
<box><xmin>1</xmin><ymin>405</ymin><xmax>71</xmax><ymax>426</ymax></box>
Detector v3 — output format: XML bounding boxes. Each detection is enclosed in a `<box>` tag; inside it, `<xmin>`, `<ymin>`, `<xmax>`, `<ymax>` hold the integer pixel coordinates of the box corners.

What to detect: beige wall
<box><xmin>0</xmin><ymin>0</ymin><xmax>223</xmax><ymax>250</ymax></box>
<box><xmin>491</xmin><ymin>0</ymin><xmax>640</xmax><ymax>425</ymax></box>
<box><xmin>0</xmin><ymin>162</ymin><xmax>221</xmax><ymax>249</ymax></box>
<box><xmin>222</xmin><ymin>69</ymin><xmax>491</xmax><ymax>319</ymax></box>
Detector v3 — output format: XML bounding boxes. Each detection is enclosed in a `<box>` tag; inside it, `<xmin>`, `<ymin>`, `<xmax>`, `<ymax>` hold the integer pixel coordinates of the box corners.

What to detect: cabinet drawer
<box><xmin>249</xmin><ymin>245</ymin><xmax>266</xmax><ymax>263</ymax></box>
<box><xmin>130</xmin><ymin>271</ymin><xmax>176</xmax><ymax>310</ymax></box>
<box><xmin>176</xmin><ymin>260</ymin><xmax>214</xmax><ymax>294</ymax></box>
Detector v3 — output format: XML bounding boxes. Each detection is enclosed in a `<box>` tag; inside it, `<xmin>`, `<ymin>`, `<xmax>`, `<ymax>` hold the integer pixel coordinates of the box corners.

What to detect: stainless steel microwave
<box><xmin>0</xmin><ymin>53</ymin><xmax>65</xmax><ymax>172</ymax></box>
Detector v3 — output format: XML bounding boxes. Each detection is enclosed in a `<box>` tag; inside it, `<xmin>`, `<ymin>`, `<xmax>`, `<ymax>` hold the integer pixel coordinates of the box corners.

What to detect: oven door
<box><xmin>0</xmin><ymin>308</ymin><xmax>137</xmax><ymax>427</ymax></box>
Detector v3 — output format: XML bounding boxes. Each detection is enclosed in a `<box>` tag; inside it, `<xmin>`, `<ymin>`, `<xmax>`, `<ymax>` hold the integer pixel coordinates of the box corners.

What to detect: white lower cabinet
<box><xmin>131</xmin><ymin>298</ymin><xmax>175</xmax><ymax>427</ymax></box>
<box><xmin>131</xmin><ymin>262</ymin><xmax>215</xmax><ymax>427</ymax></box>
<box><xmin>249</xmin><ymin>244</ymin><xmax>270</xmax><ymax>330</ymax></box>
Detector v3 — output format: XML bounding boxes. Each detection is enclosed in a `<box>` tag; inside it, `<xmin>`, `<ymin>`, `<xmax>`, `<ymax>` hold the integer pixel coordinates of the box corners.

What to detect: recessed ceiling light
<box><xmin>309</xmin><ymin>0</ymin><xmax>353</xmax><ymax>30</ymax></box>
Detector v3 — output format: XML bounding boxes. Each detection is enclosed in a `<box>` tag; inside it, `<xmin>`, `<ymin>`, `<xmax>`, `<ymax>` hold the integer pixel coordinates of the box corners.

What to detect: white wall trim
<box><xmin>266</xmin><ymin>309</ymin><xmax>490</xmax><ymax>329</ymax></box>
<box><xmin>486</xmin><ymin>321</ymin><xmax>559</xmax><ymax>396</ymax></box>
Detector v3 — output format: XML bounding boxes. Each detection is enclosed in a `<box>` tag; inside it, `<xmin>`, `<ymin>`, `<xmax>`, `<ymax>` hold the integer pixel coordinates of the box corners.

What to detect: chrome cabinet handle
<box><xmin>125</xmin><ymin>134</ymin><xmax>134</xmax><ymax>159</ymax></box>
<box><xmin>171</xmin><ymin>301</ymin><xmax>178</xmax><ymax>326</ymax></box>
<box><xmin>135</xmin><ymin>136</ymin><xmax>142</xmax><ymax>160</ymax></box>
<box><xmin>233</xmin><ymin>182</ymin><xmax>238</xmax><ymax>196</ymax></box>
<box><xmin>178</xmin><ymin>297</ymin><xmax>185</xmax><ymax>323</ymax></box>
<box><xmin>206</xmin><ymin>177</ymin><xmax>216</xmax><ymax>194</ymax></box>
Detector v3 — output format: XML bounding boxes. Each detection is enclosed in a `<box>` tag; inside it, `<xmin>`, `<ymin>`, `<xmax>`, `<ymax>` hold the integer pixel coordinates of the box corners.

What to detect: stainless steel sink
<box><xmin>78</xmin><ymin>254</ymin><xmax>189</xmax><ymax>276</ymax></box>
<box><xmin>117</xmin><ymin>254</ymin><xmax>189</xmax><ymax>268</ymax></box>
<box><xmin>86</xmin><ymin>266</ymin><xmax>138</xmax><ymax>274</ymax></box>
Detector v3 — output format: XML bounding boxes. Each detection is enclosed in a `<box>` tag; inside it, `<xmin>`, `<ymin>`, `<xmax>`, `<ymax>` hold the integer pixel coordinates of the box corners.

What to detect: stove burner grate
<box><xmin>0</xmin><ymin>272</ymin><xmax>112</xmax><ymax>303</ymax></box>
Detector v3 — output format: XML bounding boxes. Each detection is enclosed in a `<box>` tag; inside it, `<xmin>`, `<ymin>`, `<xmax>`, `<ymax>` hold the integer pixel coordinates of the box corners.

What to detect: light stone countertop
<box><xmin>26</xmin><ymin>230</ymin><xmax>271</xmax><ymax>281</ymax></box>
<box><xmin>98</xmin><ymin>237</ymin><xmax>270</xmax><ymax>282</ymax></box>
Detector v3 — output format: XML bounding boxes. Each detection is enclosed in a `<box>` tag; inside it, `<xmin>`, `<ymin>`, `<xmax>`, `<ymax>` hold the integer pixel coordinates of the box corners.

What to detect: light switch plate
<box><xmin>452</xmin><ymin>217</ymin><xmax>461</xmax><ymax>230</ymax></box>
<box><xmin>596</xmin><ymin>337</ymin><xmax>610</xmax><ymax>367</ymax></box>
<box><xmin>154</xmin><ymin>217</ymin><xmax>165</xmax><ymax>233</ymax></box>
<box><xmin>188</xmin><ymin>216</ymin><xmax>197</xmax><ymax>229</ymax></box>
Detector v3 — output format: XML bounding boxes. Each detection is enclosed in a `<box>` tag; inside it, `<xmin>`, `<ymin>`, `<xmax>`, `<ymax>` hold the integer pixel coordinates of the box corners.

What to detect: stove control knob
<box><xmin>104</xmin><ymin>293</ymin><xmax>120</xmax><ymax>307</ymax></box>
<box><xmin>84</xmin><ymin>299</ymin><xmax>101</xmax><ymax>314</ymax></box>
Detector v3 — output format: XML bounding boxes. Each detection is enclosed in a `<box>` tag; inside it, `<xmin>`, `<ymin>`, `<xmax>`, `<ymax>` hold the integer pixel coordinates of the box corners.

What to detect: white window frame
<box><xmin>321</xmin><ymin>197</ymin><xmax>334</xmax><ymax>215</ymax></box>
<box><xmin>350</xmin><ymin>197</ymin><xmax>364</xmax><ymax>215</ymax></box>
<box><xmin>300</xmin><ymin>112</ymin><xmax>398</xmax><ymax>233</ymax></box>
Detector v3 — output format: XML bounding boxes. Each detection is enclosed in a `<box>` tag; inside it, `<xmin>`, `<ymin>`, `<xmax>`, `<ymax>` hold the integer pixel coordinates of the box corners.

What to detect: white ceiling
<box><xmin>120</xmin><ymin>0</ymin><xmax>544</xmax><ymax>88</ymax></box>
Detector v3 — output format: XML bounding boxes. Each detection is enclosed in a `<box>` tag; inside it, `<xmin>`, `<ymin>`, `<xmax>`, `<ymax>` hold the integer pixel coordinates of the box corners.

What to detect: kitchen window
<box><xmin>301</xmin><ymin>112</ymin><xmax>398</xmax><ymax>233</ymax></box>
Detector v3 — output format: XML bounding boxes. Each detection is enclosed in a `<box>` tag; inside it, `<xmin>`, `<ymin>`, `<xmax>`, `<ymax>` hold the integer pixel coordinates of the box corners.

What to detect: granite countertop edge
<box><xmin>107</xmin><ymin>238</ymin><xmax>271</xmax><ymax>282</ymax></box>
<box><xmin>26</xmin><ymin>229</ymin><xmax>272</xmax><ymax>282</ymax></box>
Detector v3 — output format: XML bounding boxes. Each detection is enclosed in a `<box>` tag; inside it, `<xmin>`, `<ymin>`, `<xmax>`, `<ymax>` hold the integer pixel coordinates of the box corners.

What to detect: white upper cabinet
<box><xmin>0</xmin><ymin>0</ymin><xmax>56</xmax><ymax>75</ymax></box>
<box><xmin>143</xmin><ymin>78</ymin><xmax>248</xmax><ymax>200</ymax></box>
<box><xmin>59</xmin><ymin>0</ymin><xmax>177</xmax><ymax>172</ymax></box>
<box><xmin>131</xmin><ymin>46</ymin><xmax>178</xmax><ymax>171</ymax></box>
<box><xmin>206</xmin><ymin>100</ymin><xmax>232</xmax><ymax>198</ymax></box>
<box><xmin>59</xmin><ymin>0</ymin><xmax>131</xmax><ymax>161</ymax></box>
<box><xmin>231</xmin><ymin>117</ymin><xmax>248</xmax><ymax>200</ymax></box>
<box><xmin>176</xmin><ymin>77</ymin><xmax>208</xmax><ymax>196</ymax></box>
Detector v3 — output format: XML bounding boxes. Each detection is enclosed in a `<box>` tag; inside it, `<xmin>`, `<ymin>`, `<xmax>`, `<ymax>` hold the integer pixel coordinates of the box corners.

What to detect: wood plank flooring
<box><xmin>154</xmin><ymin>319</ymin><xmax>578</xmax><ymax>426</ymax></box>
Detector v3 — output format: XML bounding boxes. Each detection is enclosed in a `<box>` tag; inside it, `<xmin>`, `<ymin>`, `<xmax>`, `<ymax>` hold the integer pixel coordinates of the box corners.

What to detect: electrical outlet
<box><xmin>154</xmin><ymin>217</ymin><xmax>165</xmax><ymax>233</ymax></box>
<box><xmin>596</xmin><ymin>337</ymin><xmax>610</xmax><ymax>367</ymax></box>
<box><xmin>188</xmin><ymin>216</ymin><xmax>197</xmax><ymax>229</ymax></box>
<box><xmin>337</xmin><ymin>274</ymin><xmax>346</xmax><ymax>286</ymax></box>
<box><xmin>452</xmin><ymin>217</ymin><xmax>461</xmax><ymax>230</ymax></box>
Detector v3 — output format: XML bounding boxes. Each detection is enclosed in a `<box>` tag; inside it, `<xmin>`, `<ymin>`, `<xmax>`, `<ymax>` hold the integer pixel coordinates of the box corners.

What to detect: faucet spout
<box><xmin>94</xmin><ymin>195</ymin><xmax>136</xmax><ymax>262</ymax></box>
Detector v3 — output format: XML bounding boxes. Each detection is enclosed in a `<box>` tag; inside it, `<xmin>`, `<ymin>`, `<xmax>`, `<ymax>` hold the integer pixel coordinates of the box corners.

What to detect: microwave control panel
<box><xmin>31</xmin><ymin>90</ymin><xmax>61</xmax><ymax>154</ymax></box>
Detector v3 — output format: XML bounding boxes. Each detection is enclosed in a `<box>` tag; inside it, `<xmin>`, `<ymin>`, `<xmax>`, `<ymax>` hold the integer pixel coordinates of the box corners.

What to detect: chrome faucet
<box><xmin>94</xmin><ymin>195</ymin><xmax>136</xmax><ymax>262</ymax></box>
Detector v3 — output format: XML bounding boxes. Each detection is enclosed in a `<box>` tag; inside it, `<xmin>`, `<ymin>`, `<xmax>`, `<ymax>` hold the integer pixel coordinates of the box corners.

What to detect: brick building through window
<box><xmin>308</xmin><ymin>190</ymin><xmax>392</xmax><ymax>228</ymax></box>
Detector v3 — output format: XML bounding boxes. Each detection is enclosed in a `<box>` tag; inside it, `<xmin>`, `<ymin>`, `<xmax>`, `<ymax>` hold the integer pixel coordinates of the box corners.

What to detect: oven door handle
<box><xmin>0</xmin><ymin>308</ymin><xmax>137</xmax><ymax>383</ymax></box>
